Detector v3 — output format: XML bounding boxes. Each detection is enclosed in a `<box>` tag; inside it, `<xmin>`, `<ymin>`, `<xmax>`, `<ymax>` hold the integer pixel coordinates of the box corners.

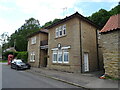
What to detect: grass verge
<box><xmin>0</xmin><ymin>60</ymin><xmax>7</xmax><ymax>63</ymax></box>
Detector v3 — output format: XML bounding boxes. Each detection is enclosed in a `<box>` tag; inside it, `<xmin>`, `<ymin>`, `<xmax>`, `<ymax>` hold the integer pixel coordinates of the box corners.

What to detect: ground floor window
<box><xmin>58</xmin><ymin>50</ymin><xmax>62</xmax><ymax>63</ymax></box>
<box><xmin>52</xmin><ymin>49</ymin><xmax>69</xmax><ymax>63</ymax></box>
<box><xmin>30</xmin><ymin>52</ymin><xmax>35</xmax><ymax>62</ymax></box>
<box><xmin>63</xmin><ymin>50</ymin><xmax>69</xmax><ymax>63</ymax></box>
<box><xmin>52</xmin><ymin>50</ymin><xmax>57</xmax><ymax>63</ymax></box>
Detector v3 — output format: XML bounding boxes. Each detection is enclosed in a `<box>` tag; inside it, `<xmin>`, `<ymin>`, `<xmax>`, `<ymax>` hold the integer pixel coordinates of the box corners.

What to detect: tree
<box><xmin>8</xmin><ymin>18</ymin><xmax>40</xmax><ymax>51</ymax></box>
<box><xmin>0</xmin><ymin>32</ymin><xmax>9</xmax><ymax>45</ymax></box>
<box><xmin>88</xmin><ymin>9</ymin><xmax>110</xmax><ymax>28</ymax></box>
<box><xmin>109</xmin><ymin>5</ymin><xmax>120</xmax><ymax>15</ymax></box>
<box><xmin>41</xmin><ymin>18</ymin><xmax>61</xmax><ymax>28</ymax></box>
<box><xmin>88</xmin><ymin>5</ymin><xmax>120</xmax><ymax>28</ymax></box>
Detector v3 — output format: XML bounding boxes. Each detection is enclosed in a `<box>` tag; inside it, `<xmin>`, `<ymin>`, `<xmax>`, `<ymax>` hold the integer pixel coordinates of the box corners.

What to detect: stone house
<box><xmin>45</xmin><ymin>12</ymin><xmax>101</xmax><ymax>73</ymax></box>
<box><xmin>27</xmin><ymin>29</ymin><xmax>48</xmax><ymax>67</ymax></box>
<box><xmin>100</xmin><ymin>14</ymin><xmax>120</xmax><ymax>78</ymax></box>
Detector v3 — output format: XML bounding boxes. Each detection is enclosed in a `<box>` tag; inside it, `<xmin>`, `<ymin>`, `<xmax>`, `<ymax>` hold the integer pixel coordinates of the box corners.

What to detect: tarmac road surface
<box><xmin>2</xmin><ymin>64</ymin><xmax>85</xmax><ymax>89</ymax></box>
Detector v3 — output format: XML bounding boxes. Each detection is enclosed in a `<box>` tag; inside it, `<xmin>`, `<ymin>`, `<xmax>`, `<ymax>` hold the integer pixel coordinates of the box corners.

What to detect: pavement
<box><xmin>26</xmin><ymin>67</ymin><xmax>120</xmax><ymax>89</ymax></box>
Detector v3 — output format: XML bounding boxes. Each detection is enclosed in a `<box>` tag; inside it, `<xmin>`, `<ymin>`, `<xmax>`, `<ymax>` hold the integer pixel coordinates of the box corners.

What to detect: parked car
<box><xmin>11</xmin><ymin>59</ymin><xmax>31</xmax><ymax>70</ymax></box>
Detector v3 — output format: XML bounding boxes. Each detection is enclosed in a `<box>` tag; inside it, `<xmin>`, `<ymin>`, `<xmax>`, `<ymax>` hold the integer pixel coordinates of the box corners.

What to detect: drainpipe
<box><xmin>96</xmin><ymin>29</ymin><xmax>100</xmax><ymax>70</ymax></box>
<box><xmin>38</xmin><ymin>35</ymin><xmax>41</xmax><ymax>68</ymax></box>
<box><xmin>38</xmin><ymin>48</ymin><xmax>41</xmax><ymax>68</ymax></box>
<box><xmin>79</xmin><ymin>20</ymin><xmax>83</xmax><ymax>73</ymax></box>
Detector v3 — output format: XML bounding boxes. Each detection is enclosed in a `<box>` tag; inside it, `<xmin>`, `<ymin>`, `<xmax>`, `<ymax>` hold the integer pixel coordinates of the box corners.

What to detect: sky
<box><xmin>0</xmin><ymin>0</ymin><xmax>119</xmax><ymax>37</ymax></box>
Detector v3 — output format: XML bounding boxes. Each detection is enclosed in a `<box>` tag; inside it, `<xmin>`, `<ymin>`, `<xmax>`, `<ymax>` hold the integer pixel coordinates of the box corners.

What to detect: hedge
<box><xmin>2</xmin><ymin>51</ymin><xmax>28</xmax><ymax>62</ymax></box>
<box><xmin>16</xmin><ymin>51</ymin><xmax>28</xmax><ymax>62</ymax></box>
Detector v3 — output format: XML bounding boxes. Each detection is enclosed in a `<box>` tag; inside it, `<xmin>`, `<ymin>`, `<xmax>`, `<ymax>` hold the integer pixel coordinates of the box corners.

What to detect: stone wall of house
<box><xmin>48</xmin><ymin>17</ymin><xmax>98</xmax><ymax>73</ymax></box>
<box><xmin>81</xmin><ymin>20</ymin><xmax>98</xmax><ymax>72</ymax></box>
<box><xmin>101</xmin><ymin>30</ymin><xmax>120</xmax><ymax>78</ymax></box>
<box><xmin>28</xmin><ymin>34</ymin><xmax>40</xmax><ymax>67</ymax></box>
<box><xmin>28</xmin><ymin>33</ymin><xmax>48</xmax><ymax>67</ymax></box>
<box><xmin>98</xmin><ymin>34</ymin><xmax>104</xmax><ymax>70</ymax></box>
<box><xmin>47</xmin><ymin>17</ymin><xmax>81</xmax><ymax>72</ymax></box>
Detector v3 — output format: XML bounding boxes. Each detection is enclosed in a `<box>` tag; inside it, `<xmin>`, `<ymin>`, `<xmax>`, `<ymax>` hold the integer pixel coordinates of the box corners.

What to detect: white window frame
<box><xmin>59</xmin><ymin>26</ymin><xmax>62</xmax><ymax>37</ymax></box>
<box><xmin>52</xmin><ymin>50</ymin><xmax>57</xmax><ymax>63</ymax></box>
<box><xmin>55</xmin><ymin>24</ymin><xmax>66</xmax><ymax>38</ymax></box>
<box><xmin>63</xmin><ymin>50</ymin><xmax>69</xmax><ymax>63</ymax></box>
<box><xmin>55</xmin><ymin>28</ymin><xmax>59</xmax><ymax>38</ymax></box>
<box><xmin>62</xmin><ymin>24</ymin><xmax>66</xmax><ymax>35</ymax></box>
<box><xmin>31</xmin><ymin>36</ymin><xmax>36</xmax><ymax>44</ymax></box>
<box><xmin>30</xmin><ymin>52</ymin><xmax>35</xmax><ymax>62</ymax></box>
<box><xmin>57</xmin><ymin>50</ymin><xmax>63</xmax><ymax>63</ymax></box>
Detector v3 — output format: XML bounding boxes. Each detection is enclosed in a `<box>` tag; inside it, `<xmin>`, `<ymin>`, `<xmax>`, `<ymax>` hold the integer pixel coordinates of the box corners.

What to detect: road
<box><xmin>2</xmin><ymin>64</ymin><xmax>82</xmax><ymax>88</ymax></box>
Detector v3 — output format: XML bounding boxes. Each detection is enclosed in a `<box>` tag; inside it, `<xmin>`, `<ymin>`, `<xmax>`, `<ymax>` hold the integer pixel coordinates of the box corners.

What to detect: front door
<box><xmin>83</xmin><ymin>52</ymin><xmax>89</xmax><ymax>72</ymax></box>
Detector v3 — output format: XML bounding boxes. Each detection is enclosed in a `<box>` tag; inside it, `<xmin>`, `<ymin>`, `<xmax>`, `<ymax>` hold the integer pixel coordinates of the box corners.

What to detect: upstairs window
<box><xmin>31</xmin><ymin>36</ymin><xmax>36</xmax><ymax>44</ymax></box>
<box><xmin>63</xmin><ymin>25</ymin><xmax>66</xmax><ymax>35</ymax></box>
<box><xmin>59</xmin><ymin>26</ymin><xmax>62</xmax><ymax>36</ymax></box>
<box><xmin>56</xmin><ymin>28</ymin><xmax>59</xmax><ymax>38</ymax></box>
<box><xmin>55</xmin><ymin>24</ymin><xmax>66</xmax><ymax>38</ymax></box>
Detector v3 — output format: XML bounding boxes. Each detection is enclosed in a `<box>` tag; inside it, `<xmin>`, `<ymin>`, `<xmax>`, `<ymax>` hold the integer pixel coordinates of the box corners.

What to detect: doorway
<box><xmin>83</xmin><ymin>52</ymin><xmax>89</xmax><ymax>72</ymax></box>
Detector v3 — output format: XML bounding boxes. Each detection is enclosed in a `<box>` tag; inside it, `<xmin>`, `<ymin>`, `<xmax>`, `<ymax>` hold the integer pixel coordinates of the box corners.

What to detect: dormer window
<box><xmin>55</xmin><ymin>24</ymin><xmax>66</xmax><ymax>38</ymax></box>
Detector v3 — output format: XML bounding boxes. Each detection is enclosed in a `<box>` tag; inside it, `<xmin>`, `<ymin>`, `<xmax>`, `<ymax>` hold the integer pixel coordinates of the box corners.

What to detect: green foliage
<box><xmin>7</xmin><ymin>18</ymin><xmax>40</xmax><ymax>51</ymax></box>
<box><xmin>109</xmin><ymin>5</ymin><xmax>120</xmax><ymax>15</ymax></box>
<box><xmin>105</xmin><ymin>75</ymin><xmax>120</xmax><ymax>80</ymax></box>
<box><xmin>16</xmin><ymin>51</ymin><xmax>28</xmax><ymax>62</ymax></box>
<box><xmin>88</xmin><ymin>5</ymin><xmax>120</xmax><ymax>28</ymax></box>
<box><xmin>88</xmin><ymin>9</ymin><xmax>111</xmax><ymax>27</ymax></box>
<box><xmin>42</xmin><ymin>18</ymin><xmax>61</xmax><ymax>28</ymax></box>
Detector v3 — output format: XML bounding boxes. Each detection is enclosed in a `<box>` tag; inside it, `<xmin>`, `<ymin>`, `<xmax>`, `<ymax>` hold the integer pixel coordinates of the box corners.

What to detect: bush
<box><xmin>16</xmin><ymin>51</ymin><xmax>28</xmax><ymax>63</ymax></box>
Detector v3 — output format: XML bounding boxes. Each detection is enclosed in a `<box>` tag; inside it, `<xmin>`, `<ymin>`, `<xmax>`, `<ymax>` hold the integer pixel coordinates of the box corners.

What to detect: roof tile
<box><xmin>100</xmin><ymin>14</ymin><xmax>120</xmax><ymax>33</ymax></box>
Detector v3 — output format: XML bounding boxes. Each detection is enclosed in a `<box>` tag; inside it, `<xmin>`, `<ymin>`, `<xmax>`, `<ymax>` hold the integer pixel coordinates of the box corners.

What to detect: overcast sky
<box><xmin>0</xmin><ymin>0</ymin><xmax>119</xmax><ymax>37</ymax></box>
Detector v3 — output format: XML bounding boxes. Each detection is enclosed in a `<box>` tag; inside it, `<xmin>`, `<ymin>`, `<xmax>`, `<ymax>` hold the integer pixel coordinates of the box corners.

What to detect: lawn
<box><xmin>0</xmin><ymin>60</ymin><xmax>7</xmax><ymax>63</ymax></box>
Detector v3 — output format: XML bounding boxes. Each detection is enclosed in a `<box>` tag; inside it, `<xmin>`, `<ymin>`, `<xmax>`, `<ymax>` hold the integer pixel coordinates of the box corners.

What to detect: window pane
<box><xmin>59</xmin><ymin>26</ymin><xmax>62</xmax><ymax>36</ymax></box>
<box><xmin>63</xmin><ymin>25</ymin><xmax>66</xmax><ymax>35</ymax></box>
<box><xmin>53</xmin><ymin>51</ymin><xmax>57</xmax><ymax>63</ymax></box>
<box><xmin>63</xmin><ymin>29</ymin><xmax>66</xmax><ymax>35</ymax></box>
<box><xmin>64</xmin><ymin>53</ymin><xmax>68</xmax><ymax>62</ymax></box>
<box><xmin>58</xmin><ymin>50</ymin><xmax>62</xmax><ymax>63</ymax></box>
<box><xmin>53</xmin><ymin>54</ymin><xmax>57</xmax><ymax>62</ymax></box>
<box><xmin>56</xmin><ymin>28</ymin><xmax>59</xmax><ymax>37</ymax></box>
<box><xmin>60</xmin><ymin>31</ymin><xmax>62</xmax><ymax>36</ymax></box>
<box><xmin>63</xmin><ymin>50</ymin><xmax>69</xmax><ymax>63</ymax></box>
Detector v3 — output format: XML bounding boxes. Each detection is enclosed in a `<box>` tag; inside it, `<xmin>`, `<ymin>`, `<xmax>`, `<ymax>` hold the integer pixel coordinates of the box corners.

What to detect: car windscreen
<box><xmin>16</xmin><ymin>61</ymin><xmax>24</xmax><ymax>65</ymax></box>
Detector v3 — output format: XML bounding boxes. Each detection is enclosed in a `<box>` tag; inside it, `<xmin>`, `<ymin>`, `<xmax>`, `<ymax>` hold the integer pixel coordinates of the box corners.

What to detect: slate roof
<box><xmin>100</xmin><ymin>14</ymin><xmax>120</xmax><ymax>33</ymax></box>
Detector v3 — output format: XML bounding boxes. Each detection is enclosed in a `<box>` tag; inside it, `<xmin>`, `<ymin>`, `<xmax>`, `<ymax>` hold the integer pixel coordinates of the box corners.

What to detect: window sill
<box><xmin>30</xmin><ymin>60</ymin><xmax>35</xmax><ymax>63</ymax></box>
<box><xmin>31</xmin><ymin>43</ymin><xmax>36</xmax><ymax>45</ymax></box>
<box><xmin>52</xmin><ymin>63</ymin><xmax>70</xmax><ymax>66</ymax></box>
<box><xmin>55</xmin><ymin>35</ymin><xmax>67</xmax><ymax>39</ymax></box>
